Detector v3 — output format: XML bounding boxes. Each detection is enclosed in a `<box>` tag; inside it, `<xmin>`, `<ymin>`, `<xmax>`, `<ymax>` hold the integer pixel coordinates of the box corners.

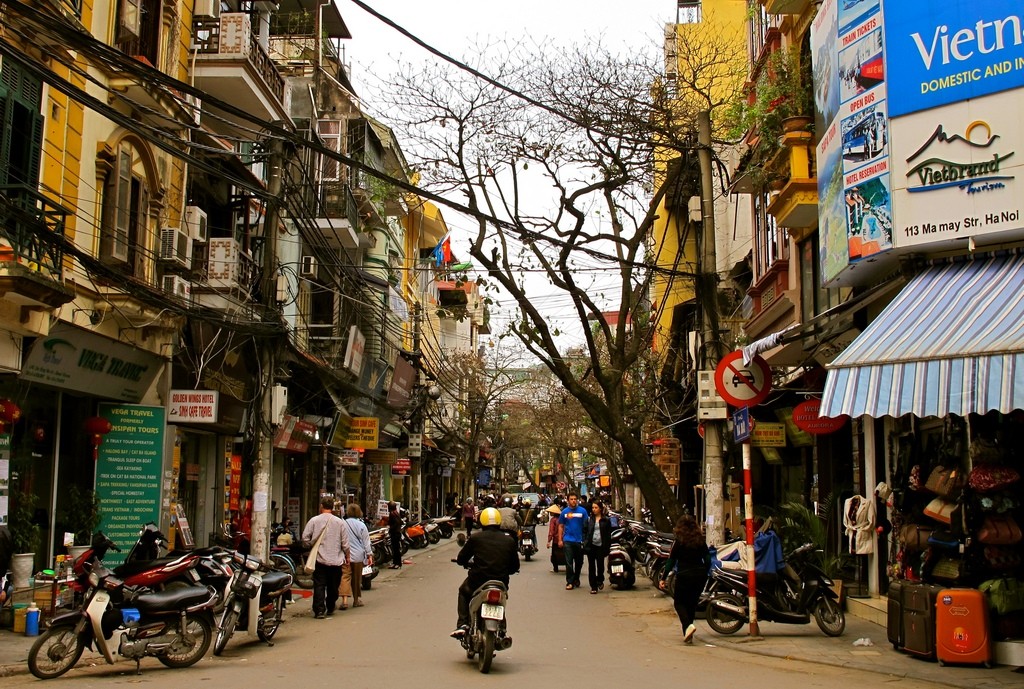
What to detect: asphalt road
<box><xmin>2</xmin><ymin>534</ymin><xmax>979</xmax><ymax>688</ymax></box>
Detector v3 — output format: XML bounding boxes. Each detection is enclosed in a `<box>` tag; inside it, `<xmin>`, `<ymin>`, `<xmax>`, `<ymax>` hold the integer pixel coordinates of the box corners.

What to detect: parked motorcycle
<box><xmin>704</xmin><ymin>542</ymin><xmax>845</xmax><ymax>637</ymax></box>
<box><xmin>518</xmin><ymin>525</ymin><xmax>538</xmax><ymax>561</ymax></box>
<box><xmin>607</xmin><ymin>526</ymin><xmax>636</xmax><ymax>590</ymax></box>
<box><xmin>456</xmin><ymin>578</ymin><xmax>512</xmax><ymax>673</ymax></box>
<box><xmin>213</xmin><ymin>550</ymin><xmax>292</xmax><ymax>655</ymax></box>
<box><xmin>28</xmin><ymin>558</ymin><xmax>216</xmax><ymax>678</ymax></box>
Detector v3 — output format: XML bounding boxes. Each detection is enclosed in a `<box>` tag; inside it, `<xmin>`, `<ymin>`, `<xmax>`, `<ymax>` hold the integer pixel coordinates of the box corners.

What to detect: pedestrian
<box><xmin>546</xmin><ymin>505</ymin><xmax>564</xmax><ymax>572</ymax></box>
<box><xmin>302</xmin><ymin>496</ymin><xmax>351</xmax><ymax>619</ymax></box>
<box><xmin>387</xmin><ymin>501</ymin><xmax>403</xmax><ymax>569</ymax></box>
<box><xmin>584</xmin><ymin>501</ymin><xmax>612</xmax><ymax>594</ymax></box>
<box><xmin>461</xmin><ymin>499</ymin><xmax>477</xmax><ymax>538</ymax></box>
<box><xmin>558</xmin><ymin>493</ymin><xmax>589</xmax><ymax>590</ymax></box>
<box><xmin>660</xmin><ymin>514</ymin><xmax>711</xmax><ymax>644</ymax></box>
<box><xmin>339</xmin><ymin>503</ymin><xmax>372</xmax><ymax>609</ymax></box>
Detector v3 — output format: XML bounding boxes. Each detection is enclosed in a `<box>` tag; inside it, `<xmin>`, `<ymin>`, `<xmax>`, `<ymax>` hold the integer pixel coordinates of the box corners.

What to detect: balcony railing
<box><xmin>319</xmin><ymin>181</ymin><xmax>362</xmax><ymax>230</ymax></box>
<box><xmin>0</xmin><ymin>184</ymin><xmax>69</xmax><ymax>282</ymax></box>
<box><xmin>192</xmin><ymin>14</ymin><xmax>287</xmax><ymax>106</ymax></box>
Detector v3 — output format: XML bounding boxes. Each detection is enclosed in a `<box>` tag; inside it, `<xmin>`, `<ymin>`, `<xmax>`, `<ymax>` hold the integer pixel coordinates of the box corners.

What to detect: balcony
<box><xmin>314</xmin><ymin>182</ymin><xmax>367</xmax><ymax>249</ymax></box>
<box><xmin>193</xmin><ymin>237</ymin><xmax>259</xmax><ymax>313</ymax></box>
<box><xmin>767</xmin><ymin>129</ymin><xmax>819</xmax><ymax>235</ymax></box>
<box><xmin>191</xmin><ymin>13</ymin><xmax>291</xmax><ymax>129</ymax></box>
<box><xmin>762</xmin><ymin>0</ymin><xmax>812</xmax><ymax>15</ymax></box>
<box><xmin>0</xmin><ymin>185</ymin><xmax>75</xmax><ymax>308</ymax></box>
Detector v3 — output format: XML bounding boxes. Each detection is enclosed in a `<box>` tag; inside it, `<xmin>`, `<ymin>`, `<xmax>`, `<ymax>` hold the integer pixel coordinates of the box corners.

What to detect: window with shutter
<box><xmin>0</xmin><ymin>58</ymin><xmax>44</xmax><ymax>188</ymax></box>
<box><xmin>101</xmin><ymin>144</ymin><xmax>133</xmax><ymax>266</ymax></box>
<box><xmin>119</xmin><ymin>0</ymin><xmax>141</xmax><ymax>41</ymax></box>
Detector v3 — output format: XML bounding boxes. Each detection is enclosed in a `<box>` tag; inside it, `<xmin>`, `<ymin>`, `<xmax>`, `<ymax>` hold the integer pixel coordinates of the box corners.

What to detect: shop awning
<box><xmin>821</xmin><ymin>252</ymin><xmax>1024</xmax><ymax>419</ymax></box>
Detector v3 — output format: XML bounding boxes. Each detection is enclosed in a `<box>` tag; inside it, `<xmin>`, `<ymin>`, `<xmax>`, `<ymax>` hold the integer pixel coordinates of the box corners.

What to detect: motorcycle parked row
<box><xmin>29</xmin><ymin>533</ymin><xmax>218</xmax><ymax>679</ymax></box>
<box><xmin>213</xmin><ymin>550</ymin><xmax>293</xmax><ymax>655</ymax></box>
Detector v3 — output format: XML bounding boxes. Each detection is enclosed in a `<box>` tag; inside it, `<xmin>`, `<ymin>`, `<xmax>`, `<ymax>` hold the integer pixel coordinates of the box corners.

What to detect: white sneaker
<box><xmin>683</xmin><ymin>624</ymin><xmax>696</xmax><ymax>643</ymax></box>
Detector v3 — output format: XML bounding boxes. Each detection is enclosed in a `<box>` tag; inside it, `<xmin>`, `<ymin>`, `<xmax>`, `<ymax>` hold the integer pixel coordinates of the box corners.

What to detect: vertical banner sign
<box><xmin>812</xmin><ymin>0</ymin><xmax>894</xmax><ymax>286</ymax></box>
<box><xmin>95</xmin><ymin>404</ymin><xmax>165</xmax><ymax>565</ymax></box>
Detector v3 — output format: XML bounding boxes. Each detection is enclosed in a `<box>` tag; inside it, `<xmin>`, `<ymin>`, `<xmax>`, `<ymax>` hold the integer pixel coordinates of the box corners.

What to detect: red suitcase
<box><xmin>935</xmin><ymin>588</ymin><xmax>992</xmax><ymax>667</ymax></box>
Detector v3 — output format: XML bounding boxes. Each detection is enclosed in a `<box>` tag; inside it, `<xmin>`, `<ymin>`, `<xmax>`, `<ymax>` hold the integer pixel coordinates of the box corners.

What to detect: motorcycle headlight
<box><xmin>88</xmin><ymin>571</ymin><xmax>100</xmax><ymax>588</ymax></box>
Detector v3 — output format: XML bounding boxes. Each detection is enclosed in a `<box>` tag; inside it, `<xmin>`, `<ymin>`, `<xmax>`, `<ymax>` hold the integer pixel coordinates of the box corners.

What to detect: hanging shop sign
<box><xmin>95</xmin><ymin>403</ymin><xmax>164</xmax><ymax>565</ymax></box>
<box><xmin>168</xmin><ymin>389</ymin><xmax>219</xmax><ymax>424</ymax></box>
<box><xmin>792</xmin><ymin>399</ymin><xmax>848</xmax><ymax>435</ymax></box>
<box><xmin>272</xmin><ymin>414</ymin><xmax>317</xmax><ymax>453</ymax></box>
<box><xmin>337</xmin><ymin>449</ymin><xmax>361</xmax><ymax>467</ymax></box>
<box><xmin>343</xmin><ymin>326</ymin><xmax>366</xmax><ymax>377</ymax></box>
<box><xmin>20</xmin><ymin>323</ymin><xmax>162</xmax><ymax>402</ymax></box>
<box><xmin>386</xmin><ymin>354</ymin><xmax>415</xmax><ymax>408</ymax></box>
<box><xmin>392</xmin><ymin>458</ymin><xmax>411</xmax><ymax>476</ymax></box>
<box><xmin>363</xmin><ymin>449</ymin><xmax>397</xmax><ymax>465</ymax></box>
<box><xmin>751</xmin><ymin>422</ymin><xmax>787</xmax><ymax>448</ymax></box>
<box><xmin>345</xmin><ymin>416</ymin><xmax>379</xmax><ymax>449</ymax></box>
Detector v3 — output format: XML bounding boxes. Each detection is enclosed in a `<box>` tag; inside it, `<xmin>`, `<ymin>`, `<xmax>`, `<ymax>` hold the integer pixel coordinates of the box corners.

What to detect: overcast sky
<box><xmin>337</xmin><ymin>1</ymin><xmax>676</xmax><ymax>350</ymax></box>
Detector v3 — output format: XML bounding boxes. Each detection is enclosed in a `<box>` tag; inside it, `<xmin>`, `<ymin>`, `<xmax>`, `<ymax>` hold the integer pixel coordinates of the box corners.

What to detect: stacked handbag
<box><xmin>895</xmin><ymin>458</ymin><xmax>1023</xmax><ymax>588</ymax></box>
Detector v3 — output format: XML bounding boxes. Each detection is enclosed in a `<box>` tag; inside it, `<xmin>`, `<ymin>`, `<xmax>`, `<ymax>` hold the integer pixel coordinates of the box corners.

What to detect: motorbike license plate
<box><xmin>481</xmin><ymin>604</ymin><xmax>504</xmax><ymax>620</ymax></box>
<box><xmin>522</xmin><ymin>538</ymin><xmax>532</xmax><ymax>546</ymax></box>
<box><xmin>611</xmin><ymin>564</ymin><xmax>624</xmax><ymax>574</ymax></box>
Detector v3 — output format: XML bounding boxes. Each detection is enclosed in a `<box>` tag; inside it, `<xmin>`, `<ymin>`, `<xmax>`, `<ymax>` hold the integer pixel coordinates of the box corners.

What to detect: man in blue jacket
<box><xmin>559</xmin><ymin>493</ymin><xmax>589</xmax><ymax>589</ymax></box>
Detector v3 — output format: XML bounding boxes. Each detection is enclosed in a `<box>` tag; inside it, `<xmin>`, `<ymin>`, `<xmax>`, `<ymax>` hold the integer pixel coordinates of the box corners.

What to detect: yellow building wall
<box><xmin>651</xmin><ymin>0</ymin><xmax>747</xmax><ymax>355</ymax></box>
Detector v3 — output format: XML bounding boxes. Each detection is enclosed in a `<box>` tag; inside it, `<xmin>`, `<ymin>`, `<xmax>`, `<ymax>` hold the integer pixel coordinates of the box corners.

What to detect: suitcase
<box><xmin>902</xmin><ymin>583</ymin><xmax>944</xmax><ymax>659</ymax></box>
<box><xmin>887</xmin><ymin>580</ymin><xmax>904</xmax><ymax>649</ymax></box>
<box><xmin>935</xmin><ymin>588</ymin><xmax>992</xmax><ymax>667</ymax></box>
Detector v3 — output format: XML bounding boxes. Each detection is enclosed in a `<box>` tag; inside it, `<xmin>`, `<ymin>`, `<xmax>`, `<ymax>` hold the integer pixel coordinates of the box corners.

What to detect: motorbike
<box><xmin>704</xmin><ymin>541</ymin><xmax>845</xmax><ymax>637</ymax></box>
<box><xmin>28</xmin><ymin>558</ymin><xmax>216</xmax><ymax>678</ymax></box>
<box><xmin>405</xmin><ymin>519</ymin><xmax>429</xmax><ymax>549</ymax></box>
<box><xmin>213</xmin><ymin>550</ymin><xmax>292</xmax><ymax>655</ymax></box>
<box><xmin>433</xmin><ymin>515</ymin><xmax>456</xmax><ymax>539</ymax></box>
<box><xmin>455</xmin><ymin>576</ymin><xmax>513</xmax><ymax>673</ymax></box>
<box><xmin>607</xmin><ymin>526</ymin><xmax>636</xmax><ymax>590</ymax></box>
<box><xmin>518</xmin><ymin>525</ymin><xmax>538</xmax><ymax>561</ymax></box>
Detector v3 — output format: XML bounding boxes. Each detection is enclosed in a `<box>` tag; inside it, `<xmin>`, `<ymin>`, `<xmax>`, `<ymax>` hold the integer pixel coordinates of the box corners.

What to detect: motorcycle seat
<box><xmin>262</xmin><ymin>570</ymin><xmax>292</xmax><ymax>591</ymax></box>
<box><xmin>472</xmin><ymin>580</ymin><xmax>508</xmax><ymax>596</ymax></box>
<box><xmin>132</xmin><ymin>585</ymin><xmax>210</xmax><ymax>612</ymax></box>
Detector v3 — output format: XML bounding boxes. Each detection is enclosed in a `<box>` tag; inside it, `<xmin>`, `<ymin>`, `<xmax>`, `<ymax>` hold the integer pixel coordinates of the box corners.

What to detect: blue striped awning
<box><xmin>821</xmin><ymin>252</ymin><xmax>1024</xmax><ymax>419</ymax></box>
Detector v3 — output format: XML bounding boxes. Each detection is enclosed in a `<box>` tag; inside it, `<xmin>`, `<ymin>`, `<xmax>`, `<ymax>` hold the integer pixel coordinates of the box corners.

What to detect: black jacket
<box><xmin>457</xmin><ymin>527</ymin><xmax>520</xmax><ymax>583</ymax></box>
<box><xmin>583</xmin><ymin>516</ymin><xmax>612</xmax><ymax>557</ymax></box>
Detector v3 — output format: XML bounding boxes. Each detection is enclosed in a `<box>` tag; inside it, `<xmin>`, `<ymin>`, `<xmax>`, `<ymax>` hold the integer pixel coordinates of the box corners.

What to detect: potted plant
<box><xmin>8</xmin><ymin>487</ymin><xmax>41</xmax><ymax>589</ymax></box>
<box><xmin>772</xmin><ymin>500</ymin><xmax>846</xmax><ymax>603</ymax></box>
<box><xmin>60</xmin><ymin>486</ymin><xmax>102</xmax><ymax>558</ymax></box>
<box><xmin>725</xmin><ymin>46</ymin><xmax>814</xmax><ymax>184</ymax></box>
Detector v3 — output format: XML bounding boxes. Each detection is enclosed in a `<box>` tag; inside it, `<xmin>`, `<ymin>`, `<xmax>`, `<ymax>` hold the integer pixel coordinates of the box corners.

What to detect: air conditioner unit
<box><xmin>160</xmin><ymin>227</ymin><xmax>193</xmax><ymax>269</ymax></box>
<box><xmin>185</xmin><ymin>205</ymin><xmax>208</xmax><ymax>242</ymax></box>
<box><xmin>300</xmin><ymin>255</ymin><xmax>318</xmax><ymax>278</ymax></box>
<box><xmin>162</xmin><ymin>275</ymin><xmax>192</xmax><ymax>299</ymax></box>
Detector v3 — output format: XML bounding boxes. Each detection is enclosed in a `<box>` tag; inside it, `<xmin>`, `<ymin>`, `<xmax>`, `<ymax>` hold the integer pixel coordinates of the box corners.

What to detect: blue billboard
<box><xmin>885</xmin><ymin>1</ymin><xmax>1024</xmax><ymax>117</ymax></box>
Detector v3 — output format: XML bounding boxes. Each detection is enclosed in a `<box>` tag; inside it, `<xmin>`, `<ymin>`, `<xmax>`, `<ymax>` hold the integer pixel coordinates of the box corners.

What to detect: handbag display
<box><xmin>899</xmin><ymin>524</ymin><xmax>935</xmax><ymax>551</ymax></box>
<box><xmin>923</xmin><ymin>497</ymin><xmax>958</xmax><ymax>525</ymax></box>
<box><xmin>969</xmin><ymin>464</ymin><xmax>1021</xmax><ymax>492</ymax></box>
<box><xmin>303</xmin><ymin>524</ymin><xmax>329</xmax><ymax>575</ymax></box>
<box><xmin>924</xmin><ymin>465</ymin><xmax>966</xmax><ymax>500</ymax></box>
<box><xmin>928</xmin><ymin>554</ymin><xmax>966</xmax><ymax>584</ymax></box>
<box><xmin>983</xmin><ymin>546</ymin><xmax>1023</xmax><ymax>572</ymax></box>
<box><xmin>977</xmin><ymin>515</ymin><xmax>1023</xmax><ymax>545</ymax></box>
<box><xmin>926</xmin><ymin>530</ymin><xmax>961</xmax><ymax>550</ymax></box>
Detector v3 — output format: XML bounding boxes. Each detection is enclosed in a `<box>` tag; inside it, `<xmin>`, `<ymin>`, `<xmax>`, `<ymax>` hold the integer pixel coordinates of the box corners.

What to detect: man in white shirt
<box><xmin>302</xmin><ymin>497</ymin><xmax>351</xmax><ymax>619</ymax></box>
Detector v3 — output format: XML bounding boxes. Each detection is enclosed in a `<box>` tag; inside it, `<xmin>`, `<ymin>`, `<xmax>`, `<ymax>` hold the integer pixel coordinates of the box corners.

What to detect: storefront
<box><xmin>821</xmin><ymin>251</ymin><xmax>1024</xmax><ymax>662</ymax></box>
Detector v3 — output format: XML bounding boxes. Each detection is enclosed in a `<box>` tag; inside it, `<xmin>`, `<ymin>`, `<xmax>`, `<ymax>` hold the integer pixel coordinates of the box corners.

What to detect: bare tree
<box><xmin>384</xmin><ymin>32</ymin><xmax>745</xmax><ymax>529</ymax></box>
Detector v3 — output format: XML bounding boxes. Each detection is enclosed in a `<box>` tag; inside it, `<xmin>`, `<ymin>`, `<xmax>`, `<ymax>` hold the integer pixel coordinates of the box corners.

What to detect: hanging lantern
<box><xmin>0</xmin><ymin>398</ymin><xmax>21</xmax><ymax>434</ymax></box>
<box><xmin>85</xmin><ymin>416</ymin><xmax>113</xmax><ymax>461</ymax></box>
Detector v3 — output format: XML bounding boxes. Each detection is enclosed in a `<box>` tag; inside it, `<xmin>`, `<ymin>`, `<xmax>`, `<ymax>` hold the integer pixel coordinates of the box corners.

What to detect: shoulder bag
<box><xmin>303</xmin><ymin>522</ymin><xmax>329</xmax><ymax>574</ymax></box>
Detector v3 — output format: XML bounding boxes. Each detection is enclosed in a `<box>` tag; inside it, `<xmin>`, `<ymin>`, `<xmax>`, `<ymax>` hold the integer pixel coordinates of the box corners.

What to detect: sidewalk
<box><xmin>4</xmin><ymin>541</ymin><xmax>1023</xmax><ymax>685</ymax></box>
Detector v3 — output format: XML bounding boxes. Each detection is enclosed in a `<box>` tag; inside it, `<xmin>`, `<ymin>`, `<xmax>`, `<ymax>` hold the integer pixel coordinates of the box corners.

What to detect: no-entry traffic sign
<box><xmin>714</xmin><ymin>351</ymin><xmax>772</xmax><ymax>408</ymax></box>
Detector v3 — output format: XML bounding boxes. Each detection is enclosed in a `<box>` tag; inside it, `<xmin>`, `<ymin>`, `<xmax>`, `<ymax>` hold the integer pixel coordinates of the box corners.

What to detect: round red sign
<box><xmin>792</xmin><ymin>399</ymin><xmax>847</xmax><ymax>435</ymax></box>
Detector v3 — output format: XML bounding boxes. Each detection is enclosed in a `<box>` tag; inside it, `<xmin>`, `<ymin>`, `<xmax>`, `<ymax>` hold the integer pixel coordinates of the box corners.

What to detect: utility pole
<box><xmin>697</xmin><ymin>110</ymin><xmax>725</xmax><ymax>547</ymax></box>
<box><xmin>251</xmin><ymin>134</ymin><xmax>285</xmax><ymax>564</ymax></box>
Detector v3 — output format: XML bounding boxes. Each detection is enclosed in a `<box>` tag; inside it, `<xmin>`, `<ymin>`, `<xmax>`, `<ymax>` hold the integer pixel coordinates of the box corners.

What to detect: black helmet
<box><xmin>503</xmin><ymin>497</ymin><xmax>513</xmax><ymax>507</ymax></box>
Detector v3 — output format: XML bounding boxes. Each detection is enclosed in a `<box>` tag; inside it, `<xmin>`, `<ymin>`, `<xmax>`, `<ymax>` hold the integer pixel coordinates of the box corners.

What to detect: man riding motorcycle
<box><xmin>451</xmin><ymin>507</ymin><xmax>520</xmax><ymax>638</ymax></box>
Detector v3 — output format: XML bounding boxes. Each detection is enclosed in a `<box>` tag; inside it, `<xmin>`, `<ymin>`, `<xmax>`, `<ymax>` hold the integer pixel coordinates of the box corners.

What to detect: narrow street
<box><xmin>5</xmin><ymin>532</ymin><xmax>1013</xmax><ymax>689</ymax></box>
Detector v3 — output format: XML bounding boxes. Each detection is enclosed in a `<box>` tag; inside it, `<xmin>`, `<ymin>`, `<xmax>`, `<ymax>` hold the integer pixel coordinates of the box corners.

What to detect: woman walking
<box><xmin>339</xmin><ymin>504</ymin><xmax>372</xmax><ymax>608</ymax></box>
<box><xmin>461</xmin><ymin>499</ymin><xmax>477</xmax><ymax>539</ymax></box>
<box><xmin>584</xmin><ymin>501</ymin><xmax>612</xmax><ymax>594</ymax></box>
<box><xmin>545</xmin><ymin>504</ymin><xmax>564</xmax><ymax>573</ymax></box>
<box><xmin>661</xmin><ymin>514</ymin><xmax>711</xmax><ymax>644</ymax></box>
